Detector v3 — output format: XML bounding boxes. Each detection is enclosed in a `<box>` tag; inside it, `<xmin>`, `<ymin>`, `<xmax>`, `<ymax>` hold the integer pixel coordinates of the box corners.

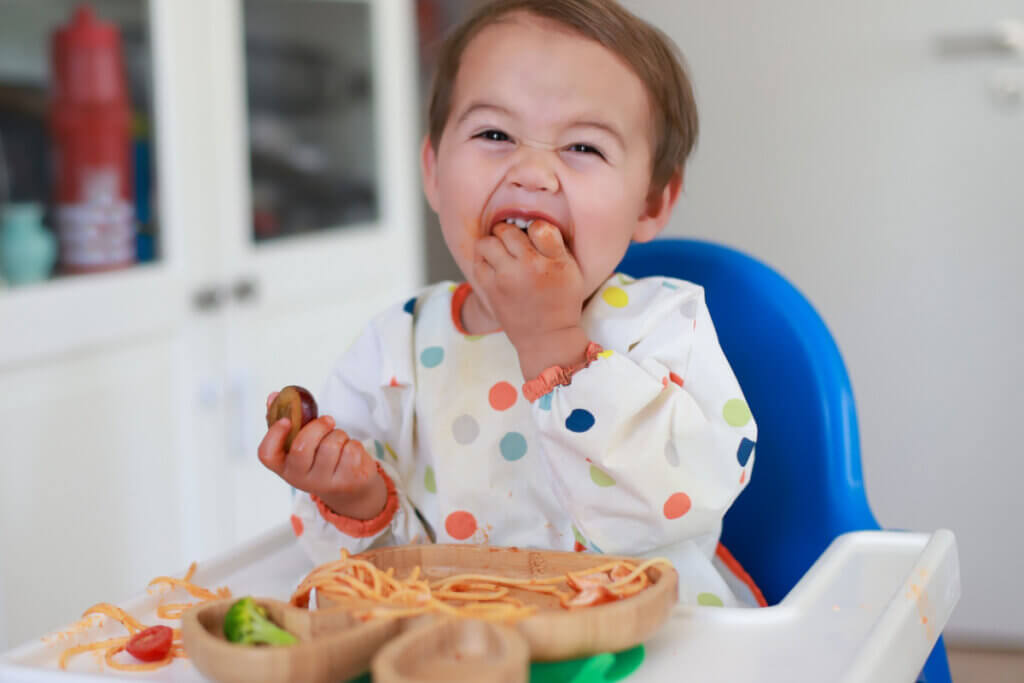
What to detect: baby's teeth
<box><xmin>502</xmin><ymin>217</ymin><xmax>536</xmax><ymax>229</ymax></box>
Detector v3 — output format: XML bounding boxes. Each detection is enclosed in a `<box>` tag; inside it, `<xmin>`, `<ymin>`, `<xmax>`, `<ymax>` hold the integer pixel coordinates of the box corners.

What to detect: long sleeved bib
<box><xmin>291</xmin><ymin>274</ymin><xmax>760</xmax><ymax>606</ymax></box>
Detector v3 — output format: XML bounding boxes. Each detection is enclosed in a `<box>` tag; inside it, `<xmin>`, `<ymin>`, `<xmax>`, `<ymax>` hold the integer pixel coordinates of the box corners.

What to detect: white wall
<box><xmin>624</xmin><ymin>0</ymin><xmax>1024</xmax><ymax>645</ymax></box>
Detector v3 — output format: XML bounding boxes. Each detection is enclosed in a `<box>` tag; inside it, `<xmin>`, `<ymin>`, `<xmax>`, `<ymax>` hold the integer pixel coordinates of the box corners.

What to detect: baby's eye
<box><xmin>566</xmin><ymin>143</ymin><xmax>605</xmax><ymax>159</ymax></box>
<box><xmin>474</xmin><ymin>129</ymin><xmax>511</xmax><ymax>143</ymax></box>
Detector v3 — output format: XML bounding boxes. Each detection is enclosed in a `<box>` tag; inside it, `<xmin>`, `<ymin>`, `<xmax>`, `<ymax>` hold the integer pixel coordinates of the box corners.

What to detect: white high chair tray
<box><xmin>1</xmin><ymin>525</ymin><xmax>960</xmax><ymax>683</ymax></box>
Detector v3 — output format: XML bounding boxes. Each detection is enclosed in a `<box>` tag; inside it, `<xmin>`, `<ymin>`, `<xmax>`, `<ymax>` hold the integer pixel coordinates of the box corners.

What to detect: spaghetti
<box><xmin>290</xmin><ymin>550</ymin><xmax>671</xmax><ymax>622</ymax></box>
<box><xmin>57</xmin><ymin>562</ymin><xmax>230</xmax><ymax>672</ymax></box>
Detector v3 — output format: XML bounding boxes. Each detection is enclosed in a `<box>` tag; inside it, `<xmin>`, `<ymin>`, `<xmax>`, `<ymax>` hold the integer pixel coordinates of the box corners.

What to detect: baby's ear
<box><xmin>420</xmin><ymin>135</ymin><xmax>441</xmax><ymax>213</ymax></box>
<box><xmin>633</xmin><ymin>169</ymin><xmax>683</xmax><ymax>243</ymax></box>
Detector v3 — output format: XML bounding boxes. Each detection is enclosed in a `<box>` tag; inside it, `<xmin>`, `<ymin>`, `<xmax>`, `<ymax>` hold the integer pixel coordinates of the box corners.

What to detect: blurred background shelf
<box><xmin>0</xmin><ymin>0</ymin><xmax>423</xmax><ymax>649</ymax></box>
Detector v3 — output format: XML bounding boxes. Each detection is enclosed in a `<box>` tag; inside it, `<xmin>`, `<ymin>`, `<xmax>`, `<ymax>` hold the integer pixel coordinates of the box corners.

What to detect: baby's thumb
<box><xmin>529</xmin><ymin>220</ymin><xmax>566</xmax><ymax>260</ymax></box>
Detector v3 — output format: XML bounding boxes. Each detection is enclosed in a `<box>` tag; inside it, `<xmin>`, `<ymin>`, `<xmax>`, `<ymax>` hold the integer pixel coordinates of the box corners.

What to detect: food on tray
<box><xmin>266</xmin><ymin>384</ymin><xmax>319</xmax><ymax>451</ymax></box>
<box><xmin>290</xmin><ymin>549</ymin><xmax>671</xmax><ymax>622</ymax></box>
<box><xmin>223</xmin><ymin>597</ymin><xmax>298</xmax><ymax>646</ymax></box>
<box><xmin>57</xmin><ymin>562</ymin><xmax>231</xmax><ymax>672</ymax></box>
<box><xmin>125</xmin><ymin>625</ymin><xmax>173</xmax><ymax>662</ymax></box>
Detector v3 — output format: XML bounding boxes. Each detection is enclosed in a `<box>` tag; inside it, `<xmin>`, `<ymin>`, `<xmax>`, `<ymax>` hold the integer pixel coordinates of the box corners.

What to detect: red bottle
<box><xmin>50</xmin><ymin>5</ymin><xmax>136</xmax><ymax>274</ymax></box>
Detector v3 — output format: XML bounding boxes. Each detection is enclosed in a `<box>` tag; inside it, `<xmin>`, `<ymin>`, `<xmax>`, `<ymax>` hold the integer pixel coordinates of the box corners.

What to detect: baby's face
<box><xmin>423</xmin><ymin>13</ymin><xmax>669</xmax><ymax>303</ymax></box>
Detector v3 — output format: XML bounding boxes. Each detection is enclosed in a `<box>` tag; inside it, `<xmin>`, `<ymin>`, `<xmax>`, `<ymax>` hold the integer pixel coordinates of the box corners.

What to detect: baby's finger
<box><xmin>475</xmin><ymin>234</ymin><xmax>514</xmax><ymax>268</ymax></box>
<box><xmin>283</xmin><ymin>415</ymin><xmax>335</xmax><ymax>479</ymax></box>
<box><xmin>308</xmin><ymin>428</ymin><xmax>350</xmax><ymax>484</ymax></box>
<box><xmin>473</xmin><ymin>252</ymin><xmax>495</xmax><ymax>281</ymax></box>
<box><xmin>265</xmin><ymin>391</ymin><xmax>280</xmax><ymax>409</ymax></box>
<box><xmin>492</xmin><ymin>221</ymin><xmax>532</xmax><ymax>259</ymax></box>
<box><xmin>527</xmin><ymin>220</ymin><xmax>567</xmax><ymax>260</ymax></box>
<box><xmin>335</xmin><ymin>439</ymin><xmax>378</xmax><ymax>491</ymax></box>
<box><xmin>257</xmin><ymin>418</ymin><xmax>291</xmax><ymax>473</ymax></box>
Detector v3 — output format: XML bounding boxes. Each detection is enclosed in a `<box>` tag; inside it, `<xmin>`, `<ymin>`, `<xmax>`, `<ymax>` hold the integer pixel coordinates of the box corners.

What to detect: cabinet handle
<box><xmin>192</xmin><ymin>286</ymin><xmax>225</xmax><ymax>312</ymax></box>
<box><xmin>934</xmin><ymin>19</ymin><xmax>1024</xmax><ymax>57</ymax></box>
<box><xmin>232</xmin><ymin>278</ymin><xmax>259</xmax><ymax>304</ymax></box>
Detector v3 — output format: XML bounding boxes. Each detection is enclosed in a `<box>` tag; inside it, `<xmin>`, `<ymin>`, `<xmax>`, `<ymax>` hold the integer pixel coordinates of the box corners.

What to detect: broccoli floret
<box><xmin>223</xmin><ymin>597</ymin><xmax>298</xmax><ymax>646</ymax></box>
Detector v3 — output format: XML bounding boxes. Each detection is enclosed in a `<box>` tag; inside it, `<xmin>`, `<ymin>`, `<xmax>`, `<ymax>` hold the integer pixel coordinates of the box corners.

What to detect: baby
<box><xmin>258</xmin><ymin>0</ymin><xmax>760</xmax><ymax>607</ymax></box>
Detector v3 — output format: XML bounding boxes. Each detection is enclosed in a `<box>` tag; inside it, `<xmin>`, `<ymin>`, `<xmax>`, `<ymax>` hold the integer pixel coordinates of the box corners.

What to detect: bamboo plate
<box><xmin>182</xmin><ymin>544</ymin><xmax>677</xmax><ymax>683</ymax></box>
<box><xmin>181</xmin><ymin>597</ymin><xmax>400</xmax><ymax>683</ymax></box>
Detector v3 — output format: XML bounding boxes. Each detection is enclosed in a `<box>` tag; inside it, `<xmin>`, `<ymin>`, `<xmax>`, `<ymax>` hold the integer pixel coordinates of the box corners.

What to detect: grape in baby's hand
<box><xmin>266</xmin><ymin>385</ymin><xmax>318</xmax><ymax>451</ymax></box>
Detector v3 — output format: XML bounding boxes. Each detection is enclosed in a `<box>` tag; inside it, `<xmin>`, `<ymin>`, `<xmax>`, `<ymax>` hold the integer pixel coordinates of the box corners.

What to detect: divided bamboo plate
<box><xmin>182</xmin><ymin>544</ymin><xmax>677</xmax><ymax>683</ymax></box>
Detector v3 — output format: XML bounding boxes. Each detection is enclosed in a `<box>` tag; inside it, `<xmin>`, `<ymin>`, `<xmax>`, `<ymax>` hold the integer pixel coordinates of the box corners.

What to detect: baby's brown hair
<box><xmin>427</xmin><ymin>0</ymin><xmax>699</xmax><ymax>196</ymax></box>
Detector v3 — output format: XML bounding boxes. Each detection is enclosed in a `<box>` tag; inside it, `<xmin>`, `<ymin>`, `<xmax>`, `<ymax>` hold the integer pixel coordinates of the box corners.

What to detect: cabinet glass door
<box><xmin>203</xmin><ymin>0</ymin><xmax>425</xmax><ymax>547</ymax></box>
<box><xmin>0</xmin><ymin>0</ymin><xmax>200</xmax><ymax>369</ymax></box>
<box><xmin>242</xmin><ymin>0</ymin><xmax>378</xmax><ymax>242</ymax></box>
<box><xmin>0</xmin><ymin>0</ymin><xmax>160</xmax><ymax>278</ymax></box>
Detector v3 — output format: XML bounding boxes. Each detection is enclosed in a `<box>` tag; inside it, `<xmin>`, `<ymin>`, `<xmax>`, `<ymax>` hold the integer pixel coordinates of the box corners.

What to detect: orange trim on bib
<box><xmin>312</xmin><ymin>463</ymin><xmax>398</xmax><ymax>538</ymax></box>
<box><xmin>522</xmin><ymin>342</ymin><xmax>604</xmax><ymax>402</ymax></box>
<box><xmin>716</xmin><ymin>542</ymin><xmax>768</xmax><ymax>607</ymax></box>
<box><xmin>450</xmin><ymin>282</ymin><xmax>472</xmax><ymax>334</ymax></box>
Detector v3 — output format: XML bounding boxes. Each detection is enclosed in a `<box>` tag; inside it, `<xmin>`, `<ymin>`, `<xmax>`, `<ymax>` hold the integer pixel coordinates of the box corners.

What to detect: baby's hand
<box><xmin>257</xmin><ymin>393</ymin><xmax>387</xmax><ymax>520</ymax></box>
<box><xmin>474</xmin><ymin>220</ymin><xmax>586</xmax><ymax>353</ymax></box>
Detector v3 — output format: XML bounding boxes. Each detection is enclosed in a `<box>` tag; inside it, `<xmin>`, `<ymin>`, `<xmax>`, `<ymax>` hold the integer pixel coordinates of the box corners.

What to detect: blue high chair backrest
<box><xmin>618</xmin><ymin>238</ymin><xmax>950</xmax><ymax>682</ymax></box>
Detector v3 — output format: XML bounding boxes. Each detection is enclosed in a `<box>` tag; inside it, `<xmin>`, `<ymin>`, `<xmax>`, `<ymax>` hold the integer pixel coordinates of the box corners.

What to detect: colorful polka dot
<box><xmin>597</xmin><ymin>349</ymin><xmax>614</xmax><ymax>359</ymax></box>
<box><xmin>452</xmin><ymin>414</ymin><xmax>480</xmax><ymax>445</ymax></box>
<box><xmin>737</xmin><ymin>438</ymin><xmax>755</xmax><ymax>467</ymax></box>
<box><xmin>663</xmin><ymin>492</ymin><xmax>692</xmax><ymax>519</ymax></box>
<box><xmin>566</xmin><ymin>409</ymin><xmax>595</xmax><ymax>433</ymax></box>
<box><xmin>424</xmin><ymin>466</ymin><xmax>437</xmax><ymax>493</ymax></box>
<box><xmin>669</xmin><ymin>372</ymin><xmax>684</xmax><ymax>387</ymax></box>
<box><xmin>572</xmin><ymin>526</ymin><xmax>587</xmax><ymax>545</ymax></box>
<box><xmin>617</xmin><ymin>274</ymin><xmax>635</xmax><ymax>285</ymax></box>
<box><xmin>489</xmin><ymin>381</ymin><xmax>517</xmax><ymax>411</ymax></box>
<box><xmin>384</xmin><ymin>443</ymin><xmax>398</xmax><ymax>461</ymax></box>
<box><xmin>589</xmin><ymin>465</ymin><xmax>616</xmax><ymax>487</ymax></box>
<box><xmin>662</xmin><ymin>281</ymin><xmax>679</xmax><ymax>290</ymax></box>
<box><xmin>697</xmin><ymin>592</ymin><xmax>724</xmax><ymax>607</ymax></box>
<box><xmin>464</xmin><ymin>334</ymin><xmax>484</xmax><ymax>342</ymax></box>
<box><xmin>664</xmin><ymin>442</ymin><xmax>680</xmax><ymax>467</ymax></box>
<box><xmin>403</xmin><ymin>297</ymin><xmax>416</xmax><ymax>314</ymax></box>
<box><xmin>420</xmin><ymin>346</ymin><xmax>444</xmax><ymax>368</ymax></box>
<box><xmin>500</xmin><ymin>432</ymin><xmax>528</xmax><ymax>461</ymax></box>
<box><xmin>723</xmin><ymin>399</ymin><xmax>752</xmax><ymax>427</ymax></box>
<box><xmin>537</xmin><ymin>393</ymin><xmax>553</xmax><ymax>411</ymax></box>
<box><xmin>589</xmin><ymin>540</ymin><xmax>604</xmax><ymax>554</ymax></box>
<box><xmin>445</xmin><ymin>510</ymin><xmax>477</xmax><ymax>540</ymax></box>
<box><xmin>740</xmin><ymin>469</ymin><xmax>747</xmax><ymax>484</ymax></box>
<box><xmin>374</xmin><ymin>440</ymin><xmax>385</xmax><ymax>460</ymax></box>
<box><xmin>290</xmin><ymin>514</ymin><xmax>304</xmax><ymax>537</ymax></box>
<box><xmin>602</xmin><ymin>286</ymin><xmax>629</xmax><ymax>308</ymax></box>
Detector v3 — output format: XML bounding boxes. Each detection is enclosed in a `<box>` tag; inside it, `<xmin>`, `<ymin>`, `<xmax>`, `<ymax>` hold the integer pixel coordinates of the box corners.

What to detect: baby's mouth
<box><xmin>486</xmin><ymin>213</ymin><xmax>574</xmax><ymax>254</ymax></box>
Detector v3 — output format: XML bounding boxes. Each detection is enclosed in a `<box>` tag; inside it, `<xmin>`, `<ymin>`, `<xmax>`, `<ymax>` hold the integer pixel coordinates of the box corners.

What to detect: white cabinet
<box><xmin>0</xmin><ymin>0</ymin><xmax>424</xmax><ymax>649</ymax></box>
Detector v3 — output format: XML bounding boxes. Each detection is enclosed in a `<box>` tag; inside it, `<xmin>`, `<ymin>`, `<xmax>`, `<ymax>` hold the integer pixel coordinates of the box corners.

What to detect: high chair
<box><xmin>618</xmin><ymin>238</ymin><xmax>952</xmax><ymax>683</ymax></box>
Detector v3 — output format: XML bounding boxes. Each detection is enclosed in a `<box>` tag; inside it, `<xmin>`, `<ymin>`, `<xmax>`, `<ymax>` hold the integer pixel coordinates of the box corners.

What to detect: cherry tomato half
<box><xmin>126</xmin><ymin>625</ymin><xmax>173</xmax><ymax>662</ymax></box>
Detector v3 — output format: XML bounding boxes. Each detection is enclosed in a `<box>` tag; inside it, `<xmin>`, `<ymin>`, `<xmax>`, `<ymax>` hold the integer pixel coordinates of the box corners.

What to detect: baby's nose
<box><xmin>507</xmin><ymin>147</ymin><xmax>560</xmax><ymax>193</ymax></box>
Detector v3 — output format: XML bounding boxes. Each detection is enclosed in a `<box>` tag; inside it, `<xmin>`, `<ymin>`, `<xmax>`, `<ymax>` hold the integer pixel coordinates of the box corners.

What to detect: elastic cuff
<box><xmin>523</xmin><ymin>342</ymin><xmax>604</xmax><ymax>402</ymax></box>
<box><xmin>311</xmin><ymin>463</ymin><xmax>398</xmax><ymax>538</ymax></box>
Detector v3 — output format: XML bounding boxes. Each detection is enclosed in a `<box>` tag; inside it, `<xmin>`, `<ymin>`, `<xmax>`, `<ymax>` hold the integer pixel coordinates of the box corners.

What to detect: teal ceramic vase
<box><xmin>0</xmin><ymin>203</ymin><xmax>57</xmax><ymax>285</ymax></box>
